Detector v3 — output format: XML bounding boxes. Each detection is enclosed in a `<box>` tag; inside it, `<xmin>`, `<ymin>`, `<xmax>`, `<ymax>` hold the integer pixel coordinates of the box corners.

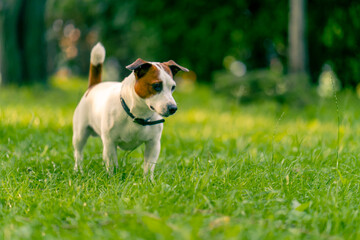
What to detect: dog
<box><xmin>72</xmin><ymin>43</ymin><xmax>189</xmax><ymax>180</ymax></box>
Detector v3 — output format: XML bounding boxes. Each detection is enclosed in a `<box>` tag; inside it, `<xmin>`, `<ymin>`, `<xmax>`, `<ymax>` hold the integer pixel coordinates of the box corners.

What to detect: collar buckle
<box><xmin>133</xmin><ymin>118</ymin><xmax>147</xmax><ymax>125</ymax></box>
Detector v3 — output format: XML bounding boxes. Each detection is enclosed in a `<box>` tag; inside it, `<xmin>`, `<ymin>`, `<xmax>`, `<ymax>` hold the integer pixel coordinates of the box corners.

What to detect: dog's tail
<box><xmin>88</xmin><ymin>42</ymin><xmax>106</xmax><ymax>88</ymax></box>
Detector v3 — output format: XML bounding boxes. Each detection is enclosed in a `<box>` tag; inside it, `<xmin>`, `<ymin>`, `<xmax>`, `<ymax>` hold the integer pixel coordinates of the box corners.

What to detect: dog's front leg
<box><xmin>144</xmin><ymin>139</ymin><xmax>161</xmax><ymax>181</ymax></box>
<box><xmin>101</xmin><ymin>136</ymin><xmax>117</xmax><ymax>174</ymax></box>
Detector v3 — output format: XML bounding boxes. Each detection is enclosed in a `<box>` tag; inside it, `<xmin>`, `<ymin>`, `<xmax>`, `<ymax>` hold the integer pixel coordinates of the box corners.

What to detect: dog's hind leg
<box><xmin>73</xmin><ymin>126</ymin><xmax>91</xmax><ymax>173</ymax></box>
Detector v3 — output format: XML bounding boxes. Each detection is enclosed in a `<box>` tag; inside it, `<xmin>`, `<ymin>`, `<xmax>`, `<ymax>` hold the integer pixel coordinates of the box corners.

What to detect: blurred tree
<box><xmin>289</xmin><ymin>0</ymin><xmax>308</xmax><ymax>74</ymax></box>
<box><xmin>0</xmin><ymin>0</ymin><xmax>47</xmax><ymax>85</ymax></box>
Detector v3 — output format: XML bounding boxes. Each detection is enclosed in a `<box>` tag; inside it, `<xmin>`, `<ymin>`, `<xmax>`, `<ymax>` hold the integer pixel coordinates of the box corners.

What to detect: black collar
<box><xmin>120</xmin><ymin>97</ymin><xmax>165</xmax><ymax>126</ymax></box>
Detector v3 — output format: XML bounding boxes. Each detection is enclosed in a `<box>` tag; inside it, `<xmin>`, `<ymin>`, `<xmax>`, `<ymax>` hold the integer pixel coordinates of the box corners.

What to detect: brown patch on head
<box><xmin>134</xmin><ymin>64</ymin><xmax>162</xmax><ymax>99</ymax></box>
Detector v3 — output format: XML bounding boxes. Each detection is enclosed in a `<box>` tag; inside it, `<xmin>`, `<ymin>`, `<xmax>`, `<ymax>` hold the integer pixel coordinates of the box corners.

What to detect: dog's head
<box><xmin>126</xmin><ymin>59</ymin><xmax>189</xmax><ymax>117</ymax></box>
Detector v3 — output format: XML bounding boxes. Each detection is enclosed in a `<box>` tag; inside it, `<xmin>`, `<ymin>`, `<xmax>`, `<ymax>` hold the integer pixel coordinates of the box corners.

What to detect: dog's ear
<box><xmin>163</xmin><ymin>60</ymin><xmax>189</xmax><ymax>76</ymax></box>
<box><xmin>126</xmin><ymin>58</ymin><xmax>153</xmax><ymax>79</ymax></box>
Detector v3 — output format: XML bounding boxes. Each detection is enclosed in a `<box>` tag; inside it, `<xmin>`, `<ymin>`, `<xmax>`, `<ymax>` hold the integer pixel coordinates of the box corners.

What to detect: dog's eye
<box><xmin>171</xmin><ymin>85</ymin><xmax>176</xmax><ymax>92</ymax></box>
<box><xmin>152</xmin><ymin>82</ymin><xmax>163</xmax><ymax>92</ymax></box>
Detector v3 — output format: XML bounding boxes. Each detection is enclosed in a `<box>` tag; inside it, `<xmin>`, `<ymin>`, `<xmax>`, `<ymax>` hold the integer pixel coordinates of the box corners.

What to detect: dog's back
<box><xmin>73</xmin><ymin>43</ymin><xmax>122</xmax><ymax>136</ymax></box>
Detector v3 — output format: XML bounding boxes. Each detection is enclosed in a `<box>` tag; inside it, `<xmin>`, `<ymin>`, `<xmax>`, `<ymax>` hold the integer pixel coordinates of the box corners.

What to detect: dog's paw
<box><xmin>74</xmin><ymin>166</ymin><xmax>84</xmax><ymax>174</ymax></box>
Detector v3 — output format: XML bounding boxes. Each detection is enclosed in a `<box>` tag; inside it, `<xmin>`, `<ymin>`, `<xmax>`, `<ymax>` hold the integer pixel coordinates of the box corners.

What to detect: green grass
<box><xmin>1</xmin><ymin>78</ymin><xmax>360</xmax><ymax>239</ymax></box>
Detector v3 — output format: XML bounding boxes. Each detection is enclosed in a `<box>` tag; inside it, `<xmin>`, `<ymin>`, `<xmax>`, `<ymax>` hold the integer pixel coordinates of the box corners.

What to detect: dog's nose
<box><xmin>168</xmin><ymin>104</ymin><xmax>177</xmax><ymax>115</ymax></box>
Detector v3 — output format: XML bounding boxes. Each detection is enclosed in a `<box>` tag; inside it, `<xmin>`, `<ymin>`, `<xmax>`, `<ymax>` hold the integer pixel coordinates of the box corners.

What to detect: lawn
<box><xmin>1</xmin><ymin>78</ymin><xmax>360</xmax><ymax>239</ymax></box>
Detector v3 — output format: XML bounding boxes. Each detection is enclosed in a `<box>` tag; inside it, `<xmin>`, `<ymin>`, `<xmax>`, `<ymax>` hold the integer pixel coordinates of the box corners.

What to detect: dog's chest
<box><xmin>112</xmin><ymin>121</ymin><xmax>159</xmax><ymax>150</ymax></box>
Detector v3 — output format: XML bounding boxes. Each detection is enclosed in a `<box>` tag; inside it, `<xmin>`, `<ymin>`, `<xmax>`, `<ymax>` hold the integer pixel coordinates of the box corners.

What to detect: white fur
<box><xmin>73</xmin><ymin>53</ymin><xmax>177</xmax><ymax>181</ymax></box>
<box><xmin>90</xmin><ymin>42</ymin><xmax>106</xmax><ymax>65</ymax></box>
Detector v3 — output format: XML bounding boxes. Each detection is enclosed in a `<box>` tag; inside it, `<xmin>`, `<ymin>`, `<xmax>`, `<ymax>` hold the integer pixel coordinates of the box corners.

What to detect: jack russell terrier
<box><xmin>72</xmin><ymin>43</ymin><xmax>189</xmax><ymax>180</ymax></box>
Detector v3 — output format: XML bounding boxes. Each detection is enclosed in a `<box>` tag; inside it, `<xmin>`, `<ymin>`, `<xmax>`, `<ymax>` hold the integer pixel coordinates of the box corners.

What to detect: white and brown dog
<box><xmin>72</xmin><ymin>43</ymin><xmax>188</xmax><ymax>180</ymax></box>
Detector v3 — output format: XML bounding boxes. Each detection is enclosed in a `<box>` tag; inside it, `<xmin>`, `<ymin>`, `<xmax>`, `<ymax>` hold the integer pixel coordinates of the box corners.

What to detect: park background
<box><xmin>1</xmin><ymin>0</ymin><xmax>360</xmax><ymax>239</ymax></box>
<box><xmin>1</xmin><ymin>0</ymin><xmax>360</xmax><ymax>93</ymax></box>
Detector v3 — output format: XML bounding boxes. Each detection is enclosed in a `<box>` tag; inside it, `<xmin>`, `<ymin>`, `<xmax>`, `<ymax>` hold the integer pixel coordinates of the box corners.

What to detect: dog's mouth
<box><xmin>160</xmin><ymin>113</ymin><xmax>170</xmax><ymax>118</ymax></box>
<box><xmin>149</xmin><ymin>105</ymin><xmax>170</xmax><ymax>117</ymax></box>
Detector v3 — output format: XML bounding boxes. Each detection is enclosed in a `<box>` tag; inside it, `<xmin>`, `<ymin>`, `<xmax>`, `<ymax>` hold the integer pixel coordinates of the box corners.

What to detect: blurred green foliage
<box><xmin>0</xmin><ymin>0</ymin><xmax>360</xmax><ymax>86</ymax></box>
<box><xmin>308</xmin><ymin>1</ymin><xmax>360</xmax><ymax>86</ymax></box>
<box><xmin>44</xmin><ymin>0</ymin><xmax>360</xmax><ymax>87</ymax></box>
<box><xmin>214</xmin><ymin>70</ymin><xmax>314</xmax><ymax>106</ymax></box>
<box><xmin>45</xmin><ymin>0</ymin><xmax>289</xmax><ymax>81</ymax></box>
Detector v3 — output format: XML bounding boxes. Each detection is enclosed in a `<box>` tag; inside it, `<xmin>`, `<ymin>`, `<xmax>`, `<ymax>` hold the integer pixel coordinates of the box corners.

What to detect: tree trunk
<box><xmin>289</xmin><ymin>0</ymin><xmax>308</xmax><ymax>74</ymax></box>
<box><xmin>0</xmin><ymin>0</ymin><xmax>23</xmax><ymax>85</ymax></box>
<box><xmin>0</xmin><ymin>0</ymin><xmax>47</xmax><ymax>85</ymax></box>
